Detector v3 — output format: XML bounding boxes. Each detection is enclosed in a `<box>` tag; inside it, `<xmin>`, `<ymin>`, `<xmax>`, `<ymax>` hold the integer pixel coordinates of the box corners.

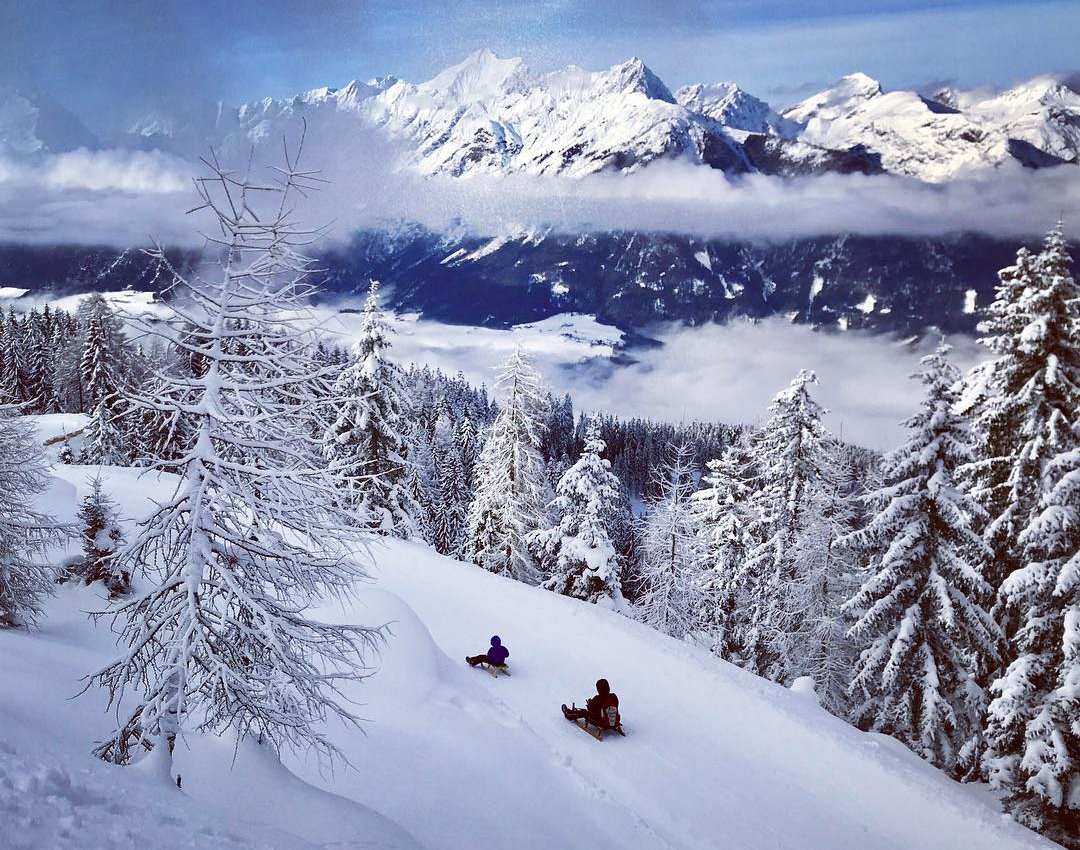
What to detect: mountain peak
<box><xmin>420</xmin><ymin>49</ymin><xmax>531</xmax><ymax>102</ymax></box>
<box><xmin>783</xmin><ymin>72</ymin><xmax>883</xmax><ymax>125</ymax></box>
<box><xmin>598</xmin><ymin>57</ymin><xmax>675</xmax><ymax>103</ymax></box>
<box><xmin>837</xmin><ymin>72</ymin><xmax>883</xmax><ymax>98</ymax></box>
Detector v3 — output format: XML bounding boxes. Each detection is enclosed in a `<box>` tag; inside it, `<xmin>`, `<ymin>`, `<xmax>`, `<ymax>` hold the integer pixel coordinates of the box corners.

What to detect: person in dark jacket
<box><xmin>562</xmin><ymin>678</ymin><xmax>620</xmax><ymax>728</ymax></box>
<box><xmin>466</xmin><ymin>635</ymin><xmax>510</xmax><ymax>668</ymax></box>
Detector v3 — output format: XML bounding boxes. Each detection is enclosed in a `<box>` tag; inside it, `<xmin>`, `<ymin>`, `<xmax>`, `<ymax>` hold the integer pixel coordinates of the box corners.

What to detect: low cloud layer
<box><xmin>0</xmin><ymin>137</ymin><xmax>1077</xmax><ymax>248</ymax></box>
<box><xmin>323</xmin><ymin>306</ymin><xmax>985</xmax><ymax>450</ymax></box>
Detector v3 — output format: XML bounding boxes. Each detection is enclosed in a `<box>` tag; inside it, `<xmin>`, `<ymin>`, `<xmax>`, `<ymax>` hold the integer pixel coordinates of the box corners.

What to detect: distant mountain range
<box><xmin>1</xmin><ymin>52</ymin><xmax>1077</xmax><ymax>336</ymax></box>
<box><xmin>6</xmin><ymin>49</ymin><xmax>1080</xmax><ymax>181</ymax></box>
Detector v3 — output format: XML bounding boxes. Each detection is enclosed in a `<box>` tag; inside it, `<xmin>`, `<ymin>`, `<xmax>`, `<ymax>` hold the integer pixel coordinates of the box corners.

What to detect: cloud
<box><xmin>1</xmin><ymin>135</ymin><xmax>1078</xmax><ymax>250</ymax></box>
<box><xmin>320</xmin><ymin>305</ymin><xmax>985</xmax><ymax>450</ymax></box>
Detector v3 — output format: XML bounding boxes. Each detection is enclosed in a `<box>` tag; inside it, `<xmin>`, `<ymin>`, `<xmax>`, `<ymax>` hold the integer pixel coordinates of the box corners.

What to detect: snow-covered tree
<box><xmin>962</xmin><ymin>225</ymin><xmax>1080</xmax><ymax>605</ymax></box>
<box><xmin>690</xmin><ymin>444</ymin><xmax>755</xmax><ymax>661</ymax></box>
<box><xmin>787</xmin><ymin>438</ymin><xmax>861</xmax><ymax>717</ymax></box>
<box><xmin>532</xmin><ymin>419</ymin><xmax>624</xmax><ymax>606</ymax></box>
<box><xmin>984</xmin><ymin>437</ymin><xmax>1080</xmax><ymax>842</ymax></box>
<box><xmin>741</xmin><ymin>370</ymin><xmax>829</xmax><ymax>681</ymax></box>
<box><xmin>0</xmin><ymin>309</ymin><xmax>27</xmax><ymax>404</ymax></box>
<box><xmin>464</xmin><ymin>349</ymin><xmax>549</xmax><ymax>584</ymax></box>
<box><xmin>637</xmin><ymin>444</ymin><xmax>702</xmax><ymax>639</ymax></box>
<box><xmin>80</xmin><ymin>395</ymin><xmax>128</xmax><ymax>465</ymax></box>
<box><xmin>322</xmin><ymin>280</ymin><xmax>418</xmax><ymax>536</ymax></box>
<box><xmin>73</xmin><ymin>476</ymin><xmax>128</xmax><ymax>596</ymax></box>
<box><xmin>24</xmin><ymin>310</ymin><xmax>59</xmax><ymax>414</ymax></box>
<box><xmin>88</xmin><ymin>141</ymin><xmax>384</xmax><ymax>773</ymax></box>
<box><xmin>430</xmin><ymin>413</ymin><xmax>468</xmax><ymax>556</ymax></box>
<box><xmin>844</xmin><ymin>343</ymin><xmax>1001</xmax><ymax>773</ymax></box>
<box><xmin>0</xmin><ymin>405</ymin><xmax>65</xmax><ymax>627</ymax></box>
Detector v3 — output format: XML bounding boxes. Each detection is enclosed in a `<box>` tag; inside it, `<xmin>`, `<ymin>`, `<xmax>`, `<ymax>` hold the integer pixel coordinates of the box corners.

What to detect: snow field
<box><xmin>0</xmin><ymin>455</ymin><xmax>1059</xmax><ymax>850</ymax></box>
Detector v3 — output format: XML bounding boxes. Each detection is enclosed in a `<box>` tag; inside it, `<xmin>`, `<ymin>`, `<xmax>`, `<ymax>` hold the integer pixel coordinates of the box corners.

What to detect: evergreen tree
<box><xmin>430</xmin><ymin>413</ymin><xmax>468</xmax><ymax>556</ymax></box>
<box><xmin>690</xmin><ymin>444</ymin><xmax>755</xmax><ymax>661</ymax></box>
<box><xmin>844</xmin><ymin>343</ymin><xmax>1001</xmax><ymax>773</ymax></box>
<box><xmin>742</xmin><ymin>370</ymin><xmax>829</xmax><ymax>681</ymax></box>
<box><xmin>25</xmin><ymin>312</ymin><xmax>60</xmax><ymax>414</ymax></box>
<box><xmin>963</xmin><ymin>225</ymin><xmax>1080</xmax><ymax>606</ymax></box>
<box><xmin>322</xmin><ymin>281</ymin><xmax>419</xmax><ymax>536</ymax></box>
<box><xmin>0</xmin><ymin>405</ymin><xmax>65</xmax><ymax>627</ymax></box>
<box><xmin>464</xmin><ymin>349</ymin><xmax>549</xmax><ymax>584</ymax></box>
<box><xmin>80</xmin><ymin>395</ymin><xmax>128</xmax><ymax>465</ymax></box>
<box><xmin>532</xmin><ymin>419</ymin><xmax>624</xmax><ymax>606</ymax></box>
<box><xmin>984</xmin><ymin>416</ymin><xmax>1079</xmax><ymax>838</ymax></box>
<box><xmin>638</xmin><ymin>444</ymin><xmax>702</xmax><ymax>639</ymax></box>
<box><xmin>788</xmin><ymin>437</ymin><xmax>861</xmax><ymax>716</ymax></box>
<box><xmin>0</xmin><ymin>308</ymin><xmax>27</xmax><ymax>404</ymax></box>
<box><xmin>74</xmin><ymin>476</ymin><xmax>128</xmax><ymax>596</ymax></box>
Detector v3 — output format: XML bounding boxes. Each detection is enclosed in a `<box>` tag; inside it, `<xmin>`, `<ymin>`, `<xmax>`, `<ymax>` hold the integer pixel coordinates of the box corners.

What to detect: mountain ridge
<box><xmin>5</xmin><ymin>50</ymin><xmax>1079</xmax><ymax>183</ymax></box>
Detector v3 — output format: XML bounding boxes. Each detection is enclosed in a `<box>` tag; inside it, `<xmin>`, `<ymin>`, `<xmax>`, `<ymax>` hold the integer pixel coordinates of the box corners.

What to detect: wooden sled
<box><xmin>470</xmin><ymin>660</ymin><xmax>511</xmax><ymax>678</ymax></box>
<box><xmin>575</xmin><ymin>717</ymin><xmax>625</xmax><ymax>741</ymax></box>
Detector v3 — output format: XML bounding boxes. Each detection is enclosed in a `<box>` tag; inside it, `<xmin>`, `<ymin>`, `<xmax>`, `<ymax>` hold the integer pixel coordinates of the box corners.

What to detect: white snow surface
<box><xmin>783</xmin><ymin>72</ymin><xmax>1080</xmax><ymax>181</ymax></box>
<box><xmin>0</xmin><ymin>456</ymin><xmax>1058</xmax><ymax>850</ymax></box>
<box><xmin>0</xmin><ymin>286</ymin><xmax>28</xmax><ymax>298</ymax></box>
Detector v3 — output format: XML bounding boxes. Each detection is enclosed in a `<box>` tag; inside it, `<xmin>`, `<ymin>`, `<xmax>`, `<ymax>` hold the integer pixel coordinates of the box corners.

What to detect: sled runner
<box><xmin>468</xmin><ymin>659</ymin><xmax>511</xmax><ymax>678</ymax></box>
<box><xmin>574</xmin><ymin>717</ymin><xmax>625</xmax><ymax>741</ymax></box>
<box><xmin>562</xmin><ymin>703</ymin><xmax>624</xmax><ymax>740</ymax></box>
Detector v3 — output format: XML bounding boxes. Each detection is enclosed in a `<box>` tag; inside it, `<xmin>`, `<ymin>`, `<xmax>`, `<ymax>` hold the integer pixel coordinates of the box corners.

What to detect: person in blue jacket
<box><xmin>466</xmin><ymin>635</ymin><xmax>509</xmax><ymax>668</ymax></box>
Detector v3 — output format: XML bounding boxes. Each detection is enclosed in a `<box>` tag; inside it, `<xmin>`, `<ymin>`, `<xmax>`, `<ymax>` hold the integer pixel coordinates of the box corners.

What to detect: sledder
<box><xmin>466</xmin><ymin>635</ymin><xmax>510</xmax><ymax>677</ymax></box>
<box><xmin>562</xmin><ymin>678</ymin><xmax>624</xmax><ymax>739</ymax></box>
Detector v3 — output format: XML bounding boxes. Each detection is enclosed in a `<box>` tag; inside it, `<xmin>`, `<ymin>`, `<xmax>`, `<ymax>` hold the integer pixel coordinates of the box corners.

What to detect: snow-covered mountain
<box><xmin>782</xmin><ymin>72</ymin><xmax>1080</xmax><ymax>180</ymax></box>
<box><xmin>5</xmin><ymin>52</ymin><xmax>1079</xmax><ymax>182</ymax></box>
<box><xmin>0</xmin><ymin>88</ymin><xmax>98</xmax><ymax>157</ymax></box>
<box><xmin>101</xmin><ymin>50</ymin><xmax>1079</xmax><ymax>182</ymax></box>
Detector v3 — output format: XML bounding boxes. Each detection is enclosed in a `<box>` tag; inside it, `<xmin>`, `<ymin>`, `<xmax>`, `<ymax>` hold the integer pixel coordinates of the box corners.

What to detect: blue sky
<box><xmin>3</xmin><ymin>0</ymin><xmax>1078</xmax><ymax>129</ymax></box>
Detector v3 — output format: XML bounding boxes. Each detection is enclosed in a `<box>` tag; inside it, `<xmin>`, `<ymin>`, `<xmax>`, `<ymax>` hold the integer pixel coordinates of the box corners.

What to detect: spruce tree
<box><xmin>532</xmin><ymin>419</ymin><xmax>624</xmax><ymax>606</ymax></box>
<box><xmin>690</xmin><ymin>445</ymin><xmax>754</xmax><ymax>661</ymax></box>
<box><xmin>322</xmin><ymin>281</ymin><xmax>419</xmax><ymax>536</ymax></box>
<box><xmin>983</xmin><ymin>429</ymin><xmax>1079</xmax><ymax>846</ymax></box>
<box><xmin>844</xmin><ymin>343</ymin><xmax>1001</xmax><ymax>773</ymax></box>
<box><xmin>638</xmin><ymin>444</ymin><xmax>702</xmax><ymax>639</ymax></box>
<box><xmin>742</xmin><ymin>370</ymin><xmax>829</xmax><ymax>681</ymax></box>
<box><xmin>464</xmin><ymin>349</ymin><xmax>549</xmax><ymax>584</ymax></box>
<box><xmin>74</xmin><ymin>476</ymin><xmax>128</xmax><ymax>596</ymax></box>
<box><xmin>0</xmin><ymin>405</ymin><xmax>65</xmax><ymax>627</ymax></box>
<box><xmin>963</xmin><ymin>224</ymin><xmax>1080</xmax><ymax>606</ymax></box>
<box><xmin>430</xmin><ymin>413</ymin><xmax>468</xmax><ymax>555</ymax></box>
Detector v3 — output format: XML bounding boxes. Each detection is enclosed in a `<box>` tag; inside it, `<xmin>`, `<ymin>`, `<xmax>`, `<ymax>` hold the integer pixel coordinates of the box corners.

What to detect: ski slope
<box><xmin>0</xmin><ymin>456</ymin><xmax>1059</xmax><ymax>850</ymax></box>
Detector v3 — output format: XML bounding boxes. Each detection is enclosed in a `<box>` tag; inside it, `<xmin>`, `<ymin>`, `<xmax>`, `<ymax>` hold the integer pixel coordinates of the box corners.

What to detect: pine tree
<box><xmin>430</xmin><ymin>413</ymin><xmax>468</xmax><ymax>555</ymax></box>
<box><xmin>983</xmin><ymin>427</ymin><xmax>1079</xmax><ymax>846</ymax></box>
<box><xmin>322</xmin><ymin>280</ymin><xmax>419</xmax><ymax>537</ymax></box>
<box><xmin>962</xmin><ymin>224</ymin><xmax>1080</xmax><ymax>608</ymax></box>
<box><xmin>532</xmin><ymin>419</ymin><xmax>624</xmax><ymax>606</ymax></box>
<box><xmin>464</xmin><ymin>349</ymin><xmax>549</xmax><ymax>584</ymax></box>
<box><xmin>690</xmin><ymin>444</ymin><xmax>755</xmax><ymax>661</ymax></box>
<box><xmin>788</xmin><ymin>438</ymin><xmax>861</xmax><ymax>716</ymax></box>
<box><xmin>844</xmin><ymin>343</ymin><xmax>1001</xmax><ymax>773</ymax></box>
<box><xmin>0</xmin><ymin>405</ymin><xmax>65</xmax><ymax>627</ymax></box>
<box><xmin>742</xmin><ymin>370</ymin><xmax>829</xmax><ymax>681</ymax></box>
<box><xmin>88</xmin><ymin>142</ymin><xmax>384</xmax><ymax>773</ymax></box>
<box><xmin>74</xmin><ymin>476</ymin><xmax>128</xmax><ymax>596</ymax></box>
<box><xmin>637</xmin><ymin>444</ymin><xmax>702</xmax><ymax>639</ymax></box>
<box><xmin>0</xmin><ymin>308</ymin><xmax>27</xmax><ymax>404</ymax></box>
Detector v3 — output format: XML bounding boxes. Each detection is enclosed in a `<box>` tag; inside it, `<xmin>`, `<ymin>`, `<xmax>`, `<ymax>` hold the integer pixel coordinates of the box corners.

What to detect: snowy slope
<box><xmin>0</xmin><ymin>447</ymin><xmax>1058</xmax><ymax>850</ymax></box>
<box><xmin>783</xmin><ymin>73</ymin><xmax>1080</xmax><ymax>180</ymax></box>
